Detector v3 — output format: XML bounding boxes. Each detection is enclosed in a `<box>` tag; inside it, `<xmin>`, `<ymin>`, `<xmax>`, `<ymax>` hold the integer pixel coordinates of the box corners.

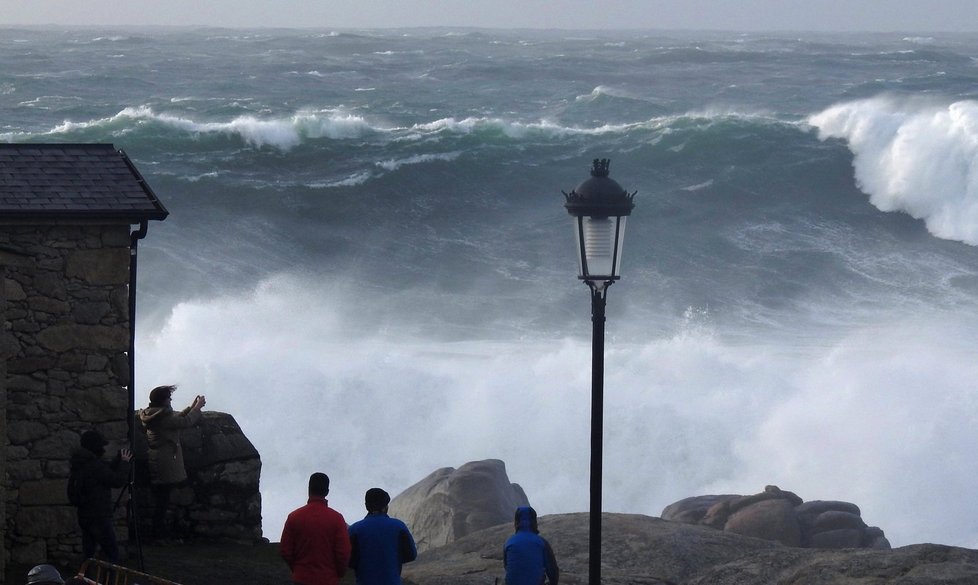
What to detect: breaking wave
<box><xmin>808</xmin><ymin>95</ymin><xmax>978</xmax><ymax>246</ymax></box>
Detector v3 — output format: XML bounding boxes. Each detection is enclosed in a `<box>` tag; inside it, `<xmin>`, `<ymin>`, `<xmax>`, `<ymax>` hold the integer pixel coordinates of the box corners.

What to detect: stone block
<box><xmin>33</xmin><ymin>271</ymin><xmax>67</xmax><ymax>300</ymax></box>
<box><xmin>7</xmin><ymin>355</ymin><xmax>58</xmax><ymax>374</ymax></box>
<box><xmin>31</xmin><ymin>430</ymin><xmax>79</xmax><ymax>459</ymax></box>
<box><xmin>20</xmin><ymin>479</ymin><xmax>69</xmax><ymax>505</ymax></box>
<box><xmin>36</xmin><ymin>323</ymin><xmax>128</xmax><ymax>352</ymax></box>
<box><xmin>66</xmin><ymin>249</ymin><xmax>129</xmax><ymax>285</ymax></box>
<box><xmin>7</xmin><ymin>420</ymin><xmax>50</xmax><ymax>444</ymax></box>
<box><xmin>15</xmin><ymin>505</ymin><xmax>76</xmax><ymax>537</ymax></box>
<box><xmin>5</xmin><ymin>277</ymin><xmax>27</xmax><ymax>300</ymax></box>
<box><xmin>0</xmin><ymin>330</ymin><xmax>21</xmax><ymax>357</ymax></box>
<box><xmin>6</xmin><ymin>460</ymin><xmax>43</xmax><ymax>482</ymax></box>
<box><xmin>74</xmin><ymin>301</ymin><xmax>111</xmax><ymax>324</ymax></box>
<box><xmin>8</xmin><ymin>374</ymin><xmax>46</xmax><ymax>392</ymax></box>
<box><xmin>10</xmin><ymin>539</ymin><xmax>48</xmax><ymax>565</ymax></box>
<box><xmin>28</xmin><ymin>297</ymin><xmax>70</xmax><ymax>314</ymax></box>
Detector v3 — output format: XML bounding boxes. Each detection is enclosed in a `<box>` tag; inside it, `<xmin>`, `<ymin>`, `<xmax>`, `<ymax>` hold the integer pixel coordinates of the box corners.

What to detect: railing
<box><xmin>75</xmin><ymin>559</ymin><xmax>183</xmax><ymax>585</ymax></box>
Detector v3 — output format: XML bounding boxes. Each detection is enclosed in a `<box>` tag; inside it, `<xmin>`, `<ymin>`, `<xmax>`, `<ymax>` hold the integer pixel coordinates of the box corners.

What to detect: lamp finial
<box><xmin>590</xmin><ymin>158</ymin><xmax>611</xmax><ymax>178</ymax></box>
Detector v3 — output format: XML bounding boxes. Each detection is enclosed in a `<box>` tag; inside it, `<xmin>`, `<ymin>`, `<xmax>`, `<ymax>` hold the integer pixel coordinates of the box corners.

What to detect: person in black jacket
<box><xmin>67</xmin><ymin>430</ymin><xmax>132</xmax><ymax>562</ymax></box>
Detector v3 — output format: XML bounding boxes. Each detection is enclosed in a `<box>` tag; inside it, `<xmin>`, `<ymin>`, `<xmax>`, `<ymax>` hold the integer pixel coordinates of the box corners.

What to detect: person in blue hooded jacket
<box><xmin>348</xmin><ymin>487</ymin><xmax>417</xmax><ymax>585</ymax></box>
<box><xmin>503</xmin><ymin>506</ymin><xmax>559</xmax><ymax>585</ymax></box>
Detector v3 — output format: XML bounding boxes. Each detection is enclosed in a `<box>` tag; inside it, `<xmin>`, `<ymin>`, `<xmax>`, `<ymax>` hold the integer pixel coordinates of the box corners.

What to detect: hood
<box><xmin>514</xmin><ymin>506</ymin><xmax>538</xmax><ymax>533</ymax></box>
<box><xmin>138</xmin><ymin>405</ymin><xmax>173</xmax><ymax>426</ymax></box>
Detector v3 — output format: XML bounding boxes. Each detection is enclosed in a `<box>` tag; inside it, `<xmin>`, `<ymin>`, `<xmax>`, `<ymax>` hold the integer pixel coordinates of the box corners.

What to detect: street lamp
<box><xmin>563</xmin><ymin>158</ymin><xmax>635</xmax><ymax>585</ymax></box>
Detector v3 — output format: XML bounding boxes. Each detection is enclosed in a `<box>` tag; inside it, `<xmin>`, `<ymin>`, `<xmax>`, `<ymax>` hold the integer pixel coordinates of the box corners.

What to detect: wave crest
<box><xmin>808</xmin><ymin>95</ymin><xmax>978</xmax><ymax>246</ymax></box>
<box><xmin>45</xmin><ymin>106</ymin><xmax>375</xmax><ymax>151</ymax></box>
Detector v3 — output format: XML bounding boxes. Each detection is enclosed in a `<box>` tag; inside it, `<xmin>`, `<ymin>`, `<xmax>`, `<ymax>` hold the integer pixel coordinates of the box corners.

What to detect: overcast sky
<box><xmin>3</xmin><ymin>0</ymin><xmax>978</xmax><ymax>32</ymax></box>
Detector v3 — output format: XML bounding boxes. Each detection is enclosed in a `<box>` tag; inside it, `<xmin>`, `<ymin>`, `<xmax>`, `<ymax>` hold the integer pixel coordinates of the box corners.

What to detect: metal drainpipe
<box><xmin>128</xmin><ymin>219</ymin><xmax>148</xmax><ymax>570</ymax></box>
<box><xmin>128</xmin><ymin>220</ymin><xmax>147</xmax><ymax>448</ymax></box>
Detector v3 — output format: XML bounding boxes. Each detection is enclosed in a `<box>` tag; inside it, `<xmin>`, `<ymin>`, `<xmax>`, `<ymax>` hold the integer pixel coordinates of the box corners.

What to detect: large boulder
<box><xmin>133</xmin><ymin>411</ymin><xmax>262</xmax><ymax>543</ymax></box>
<box><xmin>389</xmin><ymin>459</ymin><xmax>528</xmax><ymax>552</ymax></box>
<box><xmin>663</xmin><ymin>486</ymin><xmax>889</xmax><ymax>550</ymax></box>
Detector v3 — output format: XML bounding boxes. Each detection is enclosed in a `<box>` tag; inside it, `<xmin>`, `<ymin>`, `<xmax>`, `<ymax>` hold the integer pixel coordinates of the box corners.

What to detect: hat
<box><xmin>149</xmin><ymin>385</ymin><xmax>175</xmax><ymax>406</ymax></box>
<box><xmin>26</xmin><ymin>564</ymin><xmax>64</xmax><ymax>585</ymax></box>
<box><xmin>79</xmin><ymin>430</ymin><xmax>108</xmax><ymax>454</ymax></box>
<box><xmin>365</xmin><ymin>487</ymin><xmax>391</xmax><ymax>512</ymax></box>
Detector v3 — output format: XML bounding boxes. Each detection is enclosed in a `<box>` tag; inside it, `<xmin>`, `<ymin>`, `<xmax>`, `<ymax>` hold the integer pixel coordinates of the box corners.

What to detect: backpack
<box><xmin>67</xmin><ymin>469</ymin><xmax>83</xmax><ymax>507</ymax></box>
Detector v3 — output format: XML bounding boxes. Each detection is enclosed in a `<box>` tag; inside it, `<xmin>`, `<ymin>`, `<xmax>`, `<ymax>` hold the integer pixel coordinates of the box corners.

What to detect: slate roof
<box><xmin>0</xmin><ymin>143</ymin><xmax>168</xmax><ymax>222</ymax></box>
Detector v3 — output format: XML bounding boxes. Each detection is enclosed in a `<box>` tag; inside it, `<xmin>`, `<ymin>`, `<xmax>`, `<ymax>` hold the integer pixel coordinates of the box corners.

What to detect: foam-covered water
<box><xmin>4</xmin><ymin>27</ymin><xmax>978</xmax><ymax>547</ymax></box>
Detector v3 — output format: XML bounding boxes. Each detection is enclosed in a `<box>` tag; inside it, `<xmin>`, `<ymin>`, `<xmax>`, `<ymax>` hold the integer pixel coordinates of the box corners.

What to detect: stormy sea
<box><xmin>4</xmin><ymin>26</ymin><xmax>978</xmax><ymax>548</ymax></box>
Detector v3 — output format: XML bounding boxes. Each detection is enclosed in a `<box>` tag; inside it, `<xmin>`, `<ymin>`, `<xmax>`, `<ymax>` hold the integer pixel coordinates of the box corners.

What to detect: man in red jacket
<box><xmin>280</xmin><ymin>473</ymin><xmax>352</xmax><ymax>585</ymax></box>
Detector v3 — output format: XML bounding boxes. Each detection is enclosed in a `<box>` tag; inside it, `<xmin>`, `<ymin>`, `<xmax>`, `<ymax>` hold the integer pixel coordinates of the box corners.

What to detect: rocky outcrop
<box><xmin>388</xmin><ymin>459</ymin><xmax>528</xmax><ymax>552</ymax></box>
<box><xmin>403</xmin><ymin>512</ymin><xmax>978</xmax><ymax>585</ymax></box>
<box><xmin>662</xmin><ymin>485</ymin><xmax>890</xmax><ymax>549</ymax></box>
<box><xmin>133</xmin><ymin>411</ymin><xmax>262</xmax><ymax>543</ymax></box>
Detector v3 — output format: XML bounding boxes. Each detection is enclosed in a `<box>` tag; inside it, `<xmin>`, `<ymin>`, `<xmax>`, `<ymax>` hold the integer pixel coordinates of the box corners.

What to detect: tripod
<box><xmin>113</xmin><ymin>443</ymin><xmax>145</xmax><ymax>572</ymax></box>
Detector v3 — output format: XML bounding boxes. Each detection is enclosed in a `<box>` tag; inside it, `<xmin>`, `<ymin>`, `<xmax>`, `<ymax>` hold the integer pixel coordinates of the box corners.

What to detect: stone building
<box><xmin>0</xmin><ymin>144</ymin><xmax>168</xmax><ymax>572</ymax></box>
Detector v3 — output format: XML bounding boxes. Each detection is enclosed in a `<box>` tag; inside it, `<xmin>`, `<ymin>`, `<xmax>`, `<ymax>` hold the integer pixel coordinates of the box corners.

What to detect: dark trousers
<box><xmin>79</xmin><ymin>516</ymin><xmax>119</xmax><ymax>562</ymax></box>
<box><xmin>151</xmin><ymin>483</ymin><xmax>173</xmax><ymax>539</ymax></box>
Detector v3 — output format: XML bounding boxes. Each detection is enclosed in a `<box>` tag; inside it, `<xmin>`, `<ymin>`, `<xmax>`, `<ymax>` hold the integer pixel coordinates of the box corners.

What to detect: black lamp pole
<box><xmin>563</xmin><ymin>159</ymin><xmax>635</xmax><ymax>585</ymax></box>
<box><xmin>588</xmin><ymin>283</ymin><xmax>607</xmax><ymax>585</ymax></box>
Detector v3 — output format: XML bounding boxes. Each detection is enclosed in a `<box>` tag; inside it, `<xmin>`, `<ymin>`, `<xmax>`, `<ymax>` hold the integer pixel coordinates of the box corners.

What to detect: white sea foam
<box><xmin>375</xmin><ymin>151</ymin><xmax>461</xmax><ymax>172</ymax></box>
<box><xmin>307</xmin><ymin>171</ymin><xmax>374</xmax><ymax>188</ymax></box>
<box><xmin>575</xmin><ymin>85</ymin><xmax>636</xmax><ymax>102</ymax></box>
<box><xmin>135</xmin><ymin>271</ymin><xmax>978</xmax><ymax>549</ymax></box>
<box><xmin>808</xmin><ymin>96</ymin><xmax>978</xmax><ymax>246</ymax></box>
<box><xmin>44</xmin><ymin>106</ymin><xmax>376</xmax><ymax>151</ymax></box>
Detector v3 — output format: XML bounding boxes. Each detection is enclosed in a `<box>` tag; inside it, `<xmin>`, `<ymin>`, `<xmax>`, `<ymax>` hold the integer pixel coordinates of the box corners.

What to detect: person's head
<box><xmin>26</xmin><ymin>564</ymin><xmax>64</xmax><ymax>585</ymax></box>
<box><xmin>149</xmin><ymin>385</ymin><xmax>177</xmax><ymax>407</ymax></box>
<box><xmin>79</xmin><ymin>430</ymin><xmax>107</xmax><ymax>457</ymax></box>
<box><xmin>308</xmin><ymin>472</ymin><xmax>330</xmax><ymax>498</ymax></box>
<box><xmin>364</xmin><ymin>487</ymin><xmax>391</xmax><ymax>513</ymax></box>
<box><xmin>514</xmin><ymin>506</ymin><xmax>538</xmax><ymax>534</ymax></box>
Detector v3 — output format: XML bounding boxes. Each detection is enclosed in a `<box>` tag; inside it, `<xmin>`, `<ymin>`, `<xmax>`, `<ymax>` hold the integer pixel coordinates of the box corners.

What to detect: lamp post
<box><xmin>563</xmin><ymin>158</ymin><xmax>635</xmax><ymax>585</ymax></box>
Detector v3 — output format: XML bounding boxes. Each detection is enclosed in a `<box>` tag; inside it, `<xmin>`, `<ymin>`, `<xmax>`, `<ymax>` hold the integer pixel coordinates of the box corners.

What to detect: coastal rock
<box><xmin>133</xmin><ymin>411</ymin><xmax>262</xmax><ymax>543</ymax></box>
<box><xmin>403</xmin><ymin>512</ymin><xmax>978</xmax><ymax>585</ymax></box>
<box><xmin>389</xmin><ymin>459</ymin><xmax>528</xmax><ymax>552</ymax></box>
<box><xmin>663</xmin><ymin>486</ymin><xmax>890</xmax><ymax>550</ymax></box>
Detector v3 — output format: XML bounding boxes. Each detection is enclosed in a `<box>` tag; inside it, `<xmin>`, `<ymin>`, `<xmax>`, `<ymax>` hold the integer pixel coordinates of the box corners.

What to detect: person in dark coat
<box><xmin>137</xmin><ymin>384</ymin><xmax>204</xmax><ymax>541</ymax></box>
<box><xmin>348</xmin><ymin>487</ymin><xmax>417</xmax><ymax>585</ymax></box>
<box><xmin>503</xmin><ymin>506</ymin><xmax>559</xmax><ymax>585</ymax></box>
<box><xmin>67</xmin><ymin>430</ymin><xmax>132</xmax><ymax>562</ymax></box>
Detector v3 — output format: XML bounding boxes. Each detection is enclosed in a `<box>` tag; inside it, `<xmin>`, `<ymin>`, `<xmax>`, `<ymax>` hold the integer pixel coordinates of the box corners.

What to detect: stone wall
<box><xmin>0</xmin><ymin>224</ymin><xmax>132</xmax><ymax>567</ymax></box>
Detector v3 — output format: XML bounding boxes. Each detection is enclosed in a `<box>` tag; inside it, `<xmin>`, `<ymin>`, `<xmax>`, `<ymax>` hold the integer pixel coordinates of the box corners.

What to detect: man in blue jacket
<box><xmin>348</xmin><ymin>488</ymin><xmax>418</xmax><ymax>585</ymax></box>
<box><xmin>504</xmin><ymin>506</ymin><xmax>559</xmax><ymax>585</ymax></box>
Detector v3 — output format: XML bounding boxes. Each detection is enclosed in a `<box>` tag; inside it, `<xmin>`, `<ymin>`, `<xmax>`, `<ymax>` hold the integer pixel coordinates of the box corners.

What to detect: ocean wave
<box><xmin>808</xmin><ymin>95</ymin><xmax>978</xmax><ymax>246</ymax></box>
<box><xmin>42</xmin><ymin>106</ymin><xmax>377</xmax><ymax>151</ymax></box>
<box><xmin>32</xmin><ymin>102</ymin><xmax>793</xmax><ymax>154</ymax></box>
